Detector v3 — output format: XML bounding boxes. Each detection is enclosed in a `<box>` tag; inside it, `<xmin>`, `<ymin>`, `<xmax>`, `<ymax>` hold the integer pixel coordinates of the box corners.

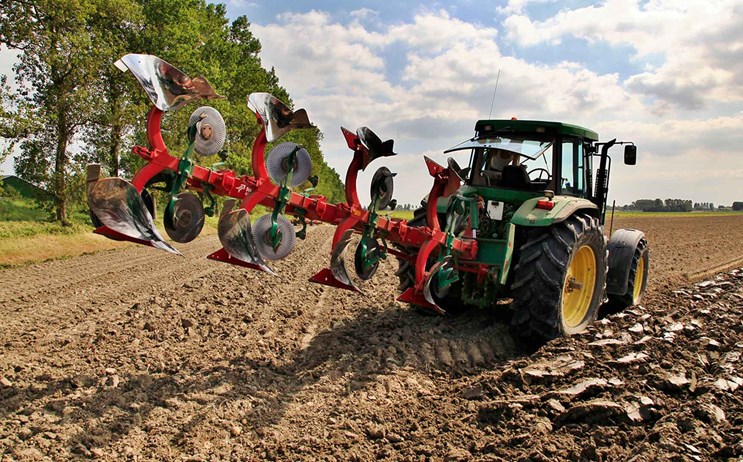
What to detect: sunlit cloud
<box><xmin>250</xmin><ymin>3</ymin><xmax>741</xmax><ymax>206</ymax></box>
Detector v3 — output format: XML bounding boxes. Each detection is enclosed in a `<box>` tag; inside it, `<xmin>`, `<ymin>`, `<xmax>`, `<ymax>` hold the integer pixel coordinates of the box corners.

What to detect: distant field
<box><xmin>386</xmin><ymin>209</ymin><xmax>415</xmax><ymax>220</ymax></box>
<box><xmin>611</xmin><ymin>210</ymin><xmax>742</xmax><ymax>218</ymax></box>
<box><xmin>2</xmin><ymin>194</ymin><xmax>741</xmax><ymax>268</ymax></box>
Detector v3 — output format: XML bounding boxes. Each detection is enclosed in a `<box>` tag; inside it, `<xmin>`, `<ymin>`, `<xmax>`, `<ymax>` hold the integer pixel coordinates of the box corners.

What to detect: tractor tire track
<box><xmin>686</xmin><ymin>255</ymin><xmax>743</xmax><ymax>282</ymax></box>
<box><xmin>2</xmin><ymin>215</ymin><xmax>742</xmax><ymax>461</ymax></box>
<box><xmin>0</xmin><ymin>235</ymin><xmax>222</xmax><ymax>350</ymax></box>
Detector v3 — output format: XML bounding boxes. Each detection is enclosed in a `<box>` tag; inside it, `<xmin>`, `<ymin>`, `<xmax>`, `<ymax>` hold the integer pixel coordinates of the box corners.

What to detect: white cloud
<box><xmin>502</xmin><ymin>0</ymin><xmax>743</xmax><ymax>111</ymax></box>
<box><xmin>498</xmin><ymin>0</ymin><xmax>559</xmax><ymax>15</ymax></box>
<box><xmin>0</xmin><ymin>46</ymin><xmax>20</xmax><ymax>86</ymax></box>
<box><xmin>349</xmin><ymin>8</ymin><xmax>379</xmax><ymax>21</ymax></box>
<box><xmin>386</xmin><ymin>9</ymin><xmax>498</xmax><ymax>52</ymax></box>
<box><xmin>0</xmin><ymin>46</ymin><xmax>21</xmax><ymax>175</ymax></box>
<box><xmin>250</xmin><ymin>7</ymin><xmax>742</xmax><ymax>206</ymax></box>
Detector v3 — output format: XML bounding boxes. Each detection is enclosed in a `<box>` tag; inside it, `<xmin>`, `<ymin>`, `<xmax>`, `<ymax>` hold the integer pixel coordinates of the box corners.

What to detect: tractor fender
<box><xmin>606</xmin><ymin>228</ymin><xmax>646</xmax><ymax>296</ymax></box>
<box><xmin>511</xmin><ymin>197</ymin><xmax>598</xmax><ymax>227</ymax></box>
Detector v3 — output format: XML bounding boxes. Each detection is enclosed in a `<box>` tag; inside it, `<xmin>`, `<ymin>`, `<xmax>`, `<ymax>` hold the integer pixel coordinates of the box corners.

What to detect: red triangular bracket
<box><xmin>397</xmin><ymin>288</ymin><xmax>445</xmax><ymax>314</ymax></box>
<box><xmin>309</xmin><ymin>268</ymin><xmax>362</xmax><ymax>294</ymax></box>
<box><xmin>423</xmin><ymin>156</ymin><xmax>445</xmax><ymax>177</ymax></box>
<box><xmin>207</xmin><ymin>247</ymin><xmax>274</xmax><ymax>274</ymax></box>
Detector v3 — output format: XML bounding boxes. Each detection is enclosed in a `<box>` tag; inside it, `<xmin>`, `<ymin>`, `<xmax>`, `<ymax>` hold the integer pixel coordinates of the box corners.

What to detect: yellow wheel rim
<box><xmin>562</xmin><ymin>245</ymin><xmax>597</xmax><ymax>328</ymax></box>
<box><xmin>632</xmin><ymin>254</ymin><xmax>645</xmax><ymax>303</ymax></box>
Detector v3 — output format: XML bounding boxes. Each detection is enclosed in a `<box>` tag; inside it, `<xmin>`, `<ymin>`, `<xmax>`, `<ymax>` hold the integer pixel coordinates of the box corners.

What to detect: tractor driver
<box><xmin>483</xmin><ymin>147</ymin><xmax>521</xmax><ymax>185</ymax></box>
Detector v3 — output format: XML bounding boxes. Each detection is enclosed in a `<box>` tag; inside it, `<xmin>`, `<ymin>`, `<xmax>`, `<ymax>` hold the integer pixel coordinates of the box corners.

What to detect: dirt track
<box><xmin>1</xmin><ymin>214</ymin><xmax>742</xmax><ymax>461</ymax></box>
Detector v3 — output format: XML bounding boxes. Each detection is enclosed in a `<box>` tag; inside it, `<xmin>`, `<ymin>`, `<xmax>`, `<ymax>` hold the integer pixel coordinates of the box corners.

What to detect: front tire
<box><xmin>510</xmin><ymin>214</ymin><xmax>607</xmax><ymax>345</ymax></box>
<box><xmin>606</xmin><ymin>238</ymin><xmax>649</xmax><ymax>310</ymax></box>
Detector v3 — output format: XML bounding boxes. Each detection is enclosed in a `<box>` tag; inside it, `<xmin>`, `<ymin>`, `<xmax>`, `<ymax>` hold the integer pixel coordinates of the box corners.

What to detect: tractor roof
<box><xmin>475</xmin><ymin>119</ymin><xmax>598</xmax><ymax>142</ymax></box>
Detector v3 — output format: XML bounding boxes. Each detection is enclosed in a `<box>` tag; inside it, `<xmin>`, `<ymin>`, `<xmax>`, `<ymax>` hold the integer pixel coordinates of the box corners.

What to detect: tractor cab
<box><xmin>445</xmin><ymin>119</ymin><xmax>599</xmax><ymax>199</ymax></box>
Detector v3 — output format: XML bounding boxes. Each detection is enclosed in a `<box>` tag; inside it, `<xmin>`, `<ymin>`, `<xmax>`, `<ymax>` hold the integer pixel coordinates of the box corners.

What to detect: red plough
<box><xmin>88</xmin><ymin>54</ymin><xmax>477</xmax><ymax>313</ymax></box>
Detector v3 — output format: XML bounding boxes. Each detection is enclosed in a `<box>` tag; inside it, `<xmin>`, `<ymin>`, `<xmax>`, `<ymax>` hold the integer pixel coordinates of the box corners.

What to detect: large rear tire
<box><xmin>509</xmin><ymin>214</ymin><xmax>607</xmax><ymax>346</ymax></box>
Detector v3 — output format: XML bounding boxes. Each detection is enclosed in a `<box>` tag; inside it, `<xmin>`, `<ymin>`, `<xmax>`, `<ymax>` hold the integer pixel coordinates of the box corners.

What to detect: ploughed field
<box><xmin>0</xmin><ymin>214</ymin><xmax>742</xmax><ymax>461</ymax></box>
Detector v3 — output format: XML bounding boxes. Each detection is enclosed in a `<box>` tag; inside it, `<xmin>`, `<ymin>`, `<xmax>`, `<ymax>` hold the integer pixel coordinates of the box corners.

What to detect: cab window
<box><xmin>560</xmin><ymin>139</ymin><xmax>584</xmax><ymax>196</ymax></box>
<box><xmin>524</xmin><ymin>142</ymin><xmax>553</xmax><ymax>186</ymax></box>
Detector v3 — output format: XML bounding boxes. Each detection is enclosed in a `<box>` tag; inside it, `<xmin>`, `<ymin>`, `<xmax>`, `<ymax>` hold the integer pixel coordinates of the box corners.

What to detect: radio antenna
<box><xmin>488</xmin><ymin>70</ymin><xmax>501</xmax><ymax>118</ymax></box>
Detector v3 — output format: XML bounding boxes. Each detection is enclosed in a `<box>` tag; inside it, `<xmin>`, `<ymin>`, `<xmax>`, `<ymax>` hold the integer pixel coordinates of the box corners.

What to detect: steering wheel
<box><xmin>527</xmin><ymin>167</ymin><xmax>552</xmax><ymax>182</ymax></box>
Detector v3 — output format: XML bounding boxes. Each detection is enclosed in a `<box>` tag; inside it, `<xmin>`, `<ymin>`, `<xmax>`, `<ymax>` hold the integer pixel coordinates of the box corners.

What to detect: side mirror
<box><xmin>624</xmin><ymin>145</ymin><xmax>637</xmax><ymax>165</ymax></box>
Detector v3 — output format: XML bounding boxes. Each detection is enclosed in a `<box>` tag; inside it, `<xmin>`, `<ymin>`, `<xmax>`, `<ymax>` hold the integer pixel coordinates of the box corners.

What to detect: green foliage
<box><xmin>0</xmin><ymin>195</ymin><xmax>91</xmax><ymax>238</ymax></box>
<box><xmin>0</xmin><ymin>218</ymin><xmax>90</xmax><ymax>239</ymax></box>
<box><xmin>693</xmin><ymin>202</ymin><xmax>715</xmax><ymax>211</ymax></box>
<box><xmin>0</xmin><ymin>183</ymin><xmax>21</xmax><ymax>200</ymax></box>
<box><xmin>0</xmin><ymin>197</ymin><xmax>46</xmax><ymax>221</ymax></box>
<box><xmin>625</xmin><ymin>198</ymin><xmax>693</xmax><ymax>212</ymax></box>
<box><xmin>0</xmin><ymin>75</ymin><xmax>34</xmax><ymax>162</ymax></box>
<box><xmin>0</xmin><ymin>177</ymin><xmax>49</xmax><ymax>200</ymax></box>
<box><xmin>2</xmin><ymin>0</ymin><xmax>345</xmax><ymax>226</ymax></box>
<box><xmin>0</xmin><ymin>0</ymin><xmax>141</xmax><ymax>222</ymax></box>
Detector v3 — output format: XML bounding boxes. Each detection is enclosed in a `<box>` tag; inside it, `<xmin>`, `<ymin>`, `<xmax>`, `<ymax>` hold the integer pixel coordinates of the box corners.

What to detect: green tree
<box><xmin>81</xmin><ymin>2</ymin><xmax>144</xmax><ymax>178</ymax></box>
<box><xmin>0</xmin><ymin>75</ymin><xmax>35</xmax><ymax>157</ymax></box>
<box><xmin>3</xmin><ymin>0</ymin><xmax>345</xmax><ymax>225</ymax></box>
<box><xmin>1</xmin><ymin>0</ymin><xmax>135</xmax><ymax>223</ymax></box>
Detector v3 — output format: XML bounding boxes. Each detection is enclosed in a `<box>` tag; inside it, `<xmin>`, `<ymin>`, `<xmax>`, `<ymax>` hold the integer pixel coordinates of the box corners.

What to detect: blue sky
<box><xmin>3</xmin><ymin>0</ymin><xmax>742</xmax><ymax>206</ymax></box>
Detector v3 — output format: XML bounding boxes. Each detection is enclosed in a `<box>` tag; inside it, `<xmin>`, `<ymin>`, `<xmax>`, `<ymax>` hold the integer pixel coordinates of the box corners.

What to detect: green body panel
<box><xmin>438</xmin><ymin>186</ymin><xmax>526</xmax><ymax>284</ymax></box>
<box><xmin>441</xmin><ymin>187</ymin><xmax>597</xmax><ymax>288</ymax></box>
<box><xmin>471</xmin><ymin>223</ymin><xmax>516</xmax><ymax>285</ymax></box>
<box><xmin>475</xmin><ymin>119</ymin><xmax>599</xmax><ymax>141</ymax></box>
<box><xmin>459</xmin><ymin>185</ymin><xmax>543</xmax><ymax>204</ymax></box>
<box><xmin>511</xmin><ymin>196</ymin><xmax>598</xmax><ymax>227</ymax></box>
<box><xmin>442</xmin><ymin>185</ymin><xmax>542</xmax><ymax>208</ymax></box>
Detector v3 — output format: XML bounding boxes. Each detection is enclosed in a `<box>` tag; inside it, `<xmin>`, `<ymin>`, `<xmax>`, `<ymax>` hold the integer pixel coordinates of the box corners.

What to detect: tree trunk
<box><xmin>109</xmin><ymin>123</ymin><xmax>122</xmax><ymax>177</ymax></box>
<box><xmin>55</xmin><ymin>100</ymin><xmax>70</xmax><ymax>225</ymax></box>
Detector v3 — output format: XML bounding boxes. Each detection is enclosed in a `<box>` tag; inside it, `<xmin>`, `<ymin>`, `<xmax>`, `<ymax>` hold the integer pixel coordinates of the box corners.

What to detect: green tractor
<box><xmin>397</xmin><ymin>118</ymin><xmax>649</xmax><ymax>345</ymax></box>
<box><xmin>89</xmin><ymin>53</ymin><xmax>648</xmax><ymax>348</ymax></box>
